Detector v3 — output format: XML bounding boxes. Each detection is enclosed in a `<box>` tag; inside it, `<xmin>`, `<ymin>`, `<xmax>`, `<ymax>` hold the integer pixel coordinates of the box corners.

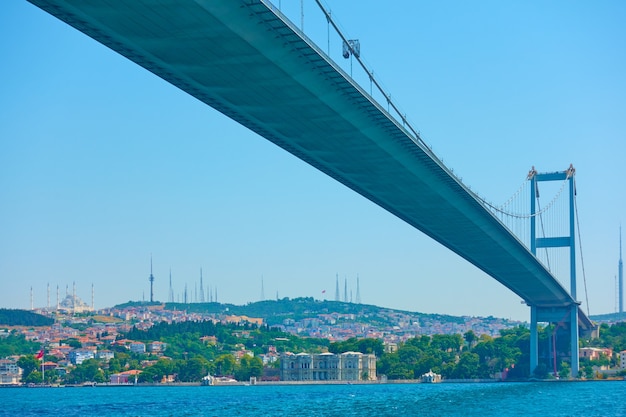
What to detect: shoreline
<box><xmin>3</xmin><ymin>376</ymin><xmax>624</xmax><ymax>388</ymax></box>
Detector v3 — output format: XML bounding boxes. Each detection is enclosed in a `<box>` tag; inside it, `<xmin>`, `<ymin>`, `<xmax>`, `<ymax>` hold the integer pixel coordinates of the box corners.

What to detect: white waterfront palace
<box><xmin>280</xmin><ymin>351</ymin><xmax>376</xmax><ymax>382</ymax></box>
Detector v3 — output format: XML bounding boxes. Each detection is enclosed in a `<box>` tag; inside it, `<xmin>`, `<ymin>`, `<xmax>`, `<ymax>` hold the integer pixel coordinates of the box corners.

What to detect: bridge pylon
<box><xmin>528</xmin><ymin>165</ymin><xmax>579</xmax><ymax>378</ymax></box>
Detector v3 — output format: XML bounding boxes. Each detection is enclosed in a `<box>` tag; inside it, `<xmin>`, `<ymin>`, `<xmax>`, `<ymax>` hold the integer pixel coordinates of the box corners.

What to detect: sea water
<box><xmin>3</xmin><ymin>381</ymin><xmax>626</xmax><ymax>417</ymax></box>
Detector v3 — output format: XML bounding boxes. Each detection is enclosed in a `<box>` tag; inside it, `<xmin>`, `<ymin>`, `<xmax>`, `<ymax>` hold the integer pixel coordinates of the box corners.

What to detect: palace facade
<box><xmin>280</xmin><ymin>351</ymin><xmax>376</xmax><ymax>382</ymax></box>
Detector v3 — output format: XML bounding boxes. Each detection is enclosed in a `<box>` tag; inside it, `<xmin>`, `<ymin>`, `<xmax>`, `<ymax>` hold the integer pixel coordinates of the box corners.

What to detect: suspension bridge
<box><xmin>26</xmin><ymin>0</ymin><xmax>595</xmax><ymax>376</ymax></box>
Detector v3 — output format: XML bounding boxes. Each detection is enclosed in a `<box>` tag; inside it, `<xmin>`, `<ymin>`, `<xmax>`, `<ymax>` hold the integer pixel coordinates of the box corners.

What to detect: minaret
<box><xmin>261</xmin><ymin>276</ymin><xmax>265</xmax><ymax>301</ymax></box>
<box><xmin>56</xmin><ymin>285</ymin><xmax>60</xmax><ymax>311</ymax></box>
<box><xmin>335</xmin><ymin>274</ymin><xmax>340</xmax><ymax>302</ymax></box>
<box><xmin>344</xmin><ymin>277</ymin><xmax>348</xmax><ymax>303</ymax></box>
<box><xmin>617</xmin><ymin>226</ymin><xmax>624</xmax><ymax>314</ymax></box>
<box><xmin>168</xmin><ymin>269</ymin><xmax>174</xmax><ymax>303</ymax></box>
<box><xmin>199</xmin><ymin>269</ymin><xmax>205</xmax><ymax>303</ymax></box>
<box><xmin>91</xmin><ymin>283</ymin><xmax>94</xmax><ymax>311</ymax></box>
<box><xmin>47</xmin><ymin>283</ymin><xmax>50</xmax><ymax>311</ymax></box>
<box><xmin>72</xmin><ymin>281</ymin><xmax>76</xmax><ymax>314</ymax></box>
<box><xmin>355</xmin><ymin>275</ymin><xmax>361</xmax><ymax>304</ymax></box>
<box><xmin>148</xmin><ymin>255</ymin><xmax>155</xmax><ymax>303</ymax></box>
<box><xmin>30</xmin><ymin>287</ymin><xmax>33</xmax><ymax>311</ymax></box>
<box><xmin>184</xmin><ymin>283</ymin><xmax>188</xmax><ymax>304</ymax></box>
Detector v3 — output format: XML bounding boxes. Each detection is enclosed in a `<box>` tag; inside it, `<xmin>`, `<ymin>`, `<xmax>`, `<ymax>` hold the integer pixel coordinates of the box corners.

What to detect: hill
<box><xmin>0</xmin><ymin>309</ymin><xmax>54</xmax><ymax>327</ymax></box>
<box><xmin>114</xmin><ymin>297</ymin><xmax>521</xmax><ymax>337</ymax></box>
<box><xmin>590</xmin><ymin>312</ymin><xmax>626</xmax><ymax>322</ymax></box>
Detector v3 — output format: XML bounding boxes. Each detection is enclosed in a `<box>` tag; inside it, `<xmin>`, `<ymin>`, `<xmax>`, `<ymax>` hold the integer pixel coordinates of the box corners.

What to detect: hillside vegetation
<box><xmin>0</xmin><ymin>309</ymin><xmax>54</xmax><ymax>327</ymax></box>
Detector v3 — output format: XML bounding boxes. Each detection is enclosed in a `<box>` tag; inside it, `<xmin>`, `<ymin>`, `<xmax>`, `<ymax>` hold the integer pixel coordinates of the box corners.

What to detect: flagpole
<box><xmin>39</xmin><ymin>346</ymin><xmax>45</xmax><ymax>384</ymax></box>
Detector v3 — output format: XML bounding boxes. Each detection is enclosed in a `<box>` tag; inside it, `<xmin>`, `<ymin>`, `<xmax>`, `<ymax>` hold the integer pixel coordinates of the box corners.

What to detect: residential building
<box><xmin>620</xmin><ymin>351</ymin><xmax>626</xmax><ymax>369</ymax></box>
<box><xmin>0</xmin><ymin>358</ymin><xmax>21</xmax><ymax>385</ymax></box>
<box><xmin>129</xmin><ymin>342</ymin><xmax>146</xmax><ymax>354</ymax></box>
<box><xmin>69</xmin><ymin>349</ymin><xmax>95</xmax><ymax>365</ymax></box>
<box><xmin>280</xmin><ymin>351</ymin><xmax>376</xmax><ymax>382</ymax></box>
<box><xmin>147</xmin><ymin>341</ymin><xmax>167</xmax><ymax>353</ymax></box>
<box><xmin>96</xmin><ymin>350</ymin><xmax>114</xmax><ymax>361</ymax></box>
<box><xmin>110</xmin><ymin>369</ymin><xmax>142</xmax><ymax>384</ymax></box>
<box><xmin>579</xmin><ymin>347</ymin><xmax>612</xmax><ymax>361</ymax></box>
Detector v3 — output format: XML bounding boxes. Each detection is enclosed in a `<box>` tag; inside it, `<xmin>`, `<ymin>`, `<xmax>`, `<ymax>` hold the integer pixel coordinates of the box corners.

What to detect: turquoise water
<box><xmin>3</xmin><ymin>382</ymin><xmax>626</xmax><ymax>416</ymax></box>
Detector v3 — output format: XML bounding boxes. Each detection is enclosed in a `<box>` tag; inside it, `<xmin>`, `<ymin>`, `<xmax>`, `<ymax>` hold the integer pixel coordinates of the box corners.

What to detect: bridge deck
<box><xmin>27</xmin><ymin>0</ymin><xmax>591</xmax><ymax>327</ymax></box>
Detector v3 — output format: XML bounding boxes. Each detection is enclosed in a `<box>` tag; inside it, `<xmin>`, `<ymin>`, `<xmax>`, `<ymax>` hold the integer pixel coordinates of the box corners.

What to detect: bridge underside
<box><xmin>27</xmin><ymin>0</ymin><xmax>591</xmax><ymax>328</ymax></box>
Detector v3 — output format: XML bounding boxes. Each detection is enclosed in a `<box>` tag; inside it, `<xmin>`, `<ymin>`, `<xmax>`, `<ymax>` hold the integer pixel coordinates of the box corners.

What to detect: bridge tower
<box><xmin>617</xmin><ymin>225</ymin><xmax>624</xmax><ymax>320</ymax></box>
<box><xmin>528</xmin><ymin>165</ymin><xmax>579</xmax><ymax>378</ymax></box>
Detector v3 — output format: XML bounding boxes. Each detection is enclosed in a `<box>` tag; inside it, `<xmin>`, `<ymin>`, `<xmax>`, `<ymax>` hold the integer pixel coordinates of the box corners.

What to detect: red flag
<box><xmin>36</xmin><ymin>349</ymin><xmax>44</xmax><ymax>360</ymax></box>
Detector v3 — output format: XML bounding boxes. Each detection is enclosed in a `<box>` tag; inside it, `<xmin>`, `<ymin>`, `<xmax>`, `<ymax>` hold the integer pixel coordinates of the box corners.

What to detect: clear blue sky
<box><xmin>1</xmin><ymin>1</ymin><xmax>624</xmax><ymax>321</ymax></box>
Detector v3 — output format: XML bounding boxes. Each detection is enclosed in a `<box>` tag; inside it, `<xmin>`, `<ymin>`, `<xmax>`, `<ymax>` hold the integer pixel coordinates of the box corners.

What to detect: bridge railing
<box><xmin>260</xmin><ymin>1</ymin><xmax>573</xmax><ymax>266</ymax></box>
<box><xmin>260</xmin><ymin>1</ymin><xmax>505</xmax><ymax>210</ymax></box>
<box><xmin>261</xmin><ymin>1</ymin><xmax>432</xmax><ymax>151</ymax></box>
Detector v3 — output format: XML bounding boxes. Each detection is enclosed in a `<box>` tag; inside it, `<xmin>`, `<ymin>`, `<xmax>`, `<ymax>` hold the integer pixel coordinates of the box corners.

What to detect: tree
<box><xmin>0</xmin><ymin>334</ymin><xmax>41</xmax><ymax>358</ymax></box>
<box><xmin>139</xmin><ymin>358</ymin><xmax>175</xmax><ymax>383</ymax></box>
<box><xmin>452</xmin><ymin>352</ymin><xmax>480</xmax><ymax>379</ymax></box>
<box><xmin>177</xmin><ymin>357</ymin><xmax>209</xmax><ymax>382</ymax></box>
<box><xmin>44</xmin><ymin>369</ymin><xmax>59</xmax><ymax>384</ymax></box>
<box><xmin>234</xmin><ymin>355</ymin><xmax>263</xmax><ymax>381</ymax></box>
<box><xmin>108</xmin><ymin>358</ymin><xmax>122</xmax><ymax>374</ymax></box>
<box><xmin>431</xmin><ymin>334</ymin><xmax>463</xmax><ymax>352</ymax></box>
<box><xmin>214</xmin><ymin>354</ymin><xmax>236</xmax><ymax>376</ymax></box>
<box><xmin>23</xmin><ymin>370</ymin><xmax>43</xmax><ymax>384</ymax></box>
<box><xmin>559</xmin><ymin>361</ymin><xmax>571</xmax><ymax>379</ymax></box>
<box><xmin>464</xmin><ymin>330</ymin><xmax>477</xmax><ymax>348</ymax></box>
<box><xmin>18</xmin><ymin>355</ymin><xmax>39</xmax><ymax>381</ymax></box>
<box><xmin>60</xmin><ymin>338</ymin><xmax>82</xmax><ymax>349</ymax></box>
<box><xmin>64</xmin><ymin>359</ymin><xmax>105</xmax><ymax>384</ymax></box>
<box><xmin>357</xmin><ymin>338</ymin><xmax>384</xmax><ymax>356</ymax></box>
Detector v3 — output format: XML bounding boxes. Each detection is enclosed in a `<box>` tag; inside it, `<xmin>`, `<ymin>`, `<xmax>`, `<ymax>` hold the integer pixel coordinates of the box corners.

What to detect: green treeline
<box><xmin>375</xmin><ymin>328</ymin><xmax>529</xmax><ymax>380</ymax></box>
<box><xmin>368</xmin><ymin>324</ymin><xmax>626</xmax><ymax>380</ymax></box>
<box><xmin>116</xmin><ymin>320</ymin><xmax>330</xmax><ymax>384</ymax></box>
<box><xmin>587</xmin><ymin>322</ymin><xmax>626</xmax><ymax>352</ymax></box>
<box><xmin>0</xmin><ymin>309</ymin><xmax>54</xmax><ymax>326</ymax></box>
<box><xmin>0</xmin><ymin>333</ymin><xmax>41</xmax><ymax>358</ymax></box>
<box><xmin>9</xmin><ymin>317</ymin><xmax>626</xmax><ymax>385</ymax></box>
<box><xmin>124</xmin><ymin>320</ymin><xmax>329</xmax><ymax>357</ymax></box>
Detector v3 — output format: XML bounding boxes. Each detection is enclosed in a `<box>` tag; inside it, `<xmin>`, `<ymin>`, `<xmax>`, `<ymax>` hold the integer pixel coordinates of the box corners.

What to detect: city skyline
<box><xmin>1</xmin><ymin>1</ymin><xmax>625</xmax><ymax>321</ymax></box>
<box><xmin>22</xmin><ymin>269</ymin><xmax>369</xmax><ymax>310</ymax></box>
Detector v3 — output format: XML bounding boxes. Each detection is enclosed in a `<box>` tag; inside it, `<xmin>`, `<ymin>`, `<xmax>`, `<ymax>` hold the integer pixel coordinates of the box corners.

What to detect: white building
<box><xmin>69</xmin><ymin>349</ymin><xmax>95</xmax><ymax>365</ymax></box>
<box><xmin>280</xmin><ymin>351</ymin><xmax>376</xmax><ymax>382</ymax></box>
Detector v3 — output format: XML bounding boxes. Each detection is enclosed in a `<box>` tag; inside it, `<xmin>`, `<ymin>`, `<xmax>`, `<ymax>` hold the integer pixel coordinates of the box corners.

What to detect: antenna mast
<box><xmin>168</xmin><ymin>269</ymin><xmax>174</xmax><ymax>303</ymax></box>
<box><xmin>199</xmin><ymin>268</ymin><xmax>205</xmax><ymax>303</ymax></box>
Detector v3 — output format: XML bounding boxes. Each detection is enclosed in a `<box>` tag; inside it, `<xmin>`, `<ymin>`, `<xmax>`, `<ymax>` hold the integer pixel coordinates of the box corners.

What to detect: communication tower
<box><xmin>148</xmin><ymin>255</ymin><xmax>155</xmax><ymax>303</ymax></box>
